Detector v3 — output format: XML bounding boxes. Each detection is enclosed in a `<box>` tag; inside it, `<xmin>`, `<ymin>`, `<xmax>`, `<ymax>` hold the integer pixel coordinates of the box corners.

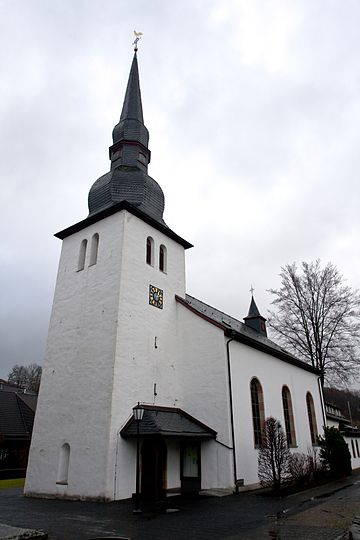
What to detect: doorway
<box><xmin>181</xmin><ymin>442</ymin><xmax>201</xmax><ymax>494</ymax></box>
<box><xmin>141</xmin><ymin>437</ymin><xmax>167</xmax><ymax>500</ymax></box>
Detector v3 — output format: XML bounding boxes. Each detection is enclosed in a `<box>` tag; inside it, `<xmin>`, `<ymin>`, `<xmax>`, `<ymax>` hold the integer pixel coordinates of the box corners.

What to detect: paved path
<box><xmin>0</xmin><ymin>474</ymin><xmax>359</xmax><ymax>539</ymax></box>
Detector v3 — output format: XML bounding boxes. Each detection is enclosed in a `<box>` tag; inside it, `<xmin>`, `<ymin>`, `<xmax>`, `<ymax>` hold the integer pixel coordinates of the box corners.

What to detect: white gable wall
<box><xmin>230</xmin><ymin>340</ymin><xmax>324</xmax><ymax>486</ymax></box>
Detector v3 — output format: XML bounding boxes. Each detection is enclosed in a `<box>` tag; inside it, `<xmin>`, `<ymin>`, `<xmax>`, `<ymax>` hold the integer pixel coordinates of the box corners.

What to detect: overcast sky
<box><xmin>1</xmin><ymin>0</ymin><xmax>360</xmax><ymax>380</ymax></box>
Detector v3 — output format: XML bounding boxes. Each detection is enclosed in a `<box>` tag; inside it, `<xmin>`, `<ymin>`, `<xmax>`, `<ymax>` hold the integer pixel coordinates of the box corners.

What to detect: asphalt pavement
<box><xmin>0</xmin><ymin>472</ymin><xmax>360</xmax><ymax>539</ymax></box>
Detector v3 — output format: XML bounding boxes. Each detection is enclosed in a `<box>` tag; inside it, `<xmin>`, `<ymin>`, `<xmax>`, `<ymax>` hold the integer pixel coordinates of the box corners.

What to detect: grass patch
<box><xmin>0</xmin><ymin>478</ymin><xmax>25</xmax><ymax>489</ymax></box>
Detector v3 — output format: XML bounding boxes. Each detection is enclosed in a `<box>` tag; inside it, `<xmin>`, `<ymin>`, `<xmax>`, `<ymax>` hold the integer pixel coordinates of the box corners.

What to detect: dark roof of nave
<box><xmin>176</xmin><ymin>294</ymin><xmax>320</xmax><ymax>375</ymax></box>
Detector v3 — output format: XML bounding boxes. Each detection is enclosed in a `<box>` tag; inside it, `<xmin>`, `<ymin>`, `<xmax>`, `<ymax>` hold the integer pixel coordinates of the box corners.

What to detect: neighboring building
<box><xmin>0</xmin><ymin>382</ymin><xmax>37</xmax><ymax>478</ymax></box>
<box><xmin>25</xmin><ymin>51</ymin><xmax>325</xmax><ymax>501</ymax></box>
<box><xmin>325</xmin><ymin>401</ymin><xmax>360</xmax><ymax>469</ymax></box>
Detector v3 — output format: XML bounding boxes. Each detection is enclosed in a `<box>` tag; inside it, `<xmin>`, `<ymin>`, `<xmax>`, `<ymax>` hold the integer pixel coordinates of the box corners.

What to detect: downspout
<box><xmin>226</xmin><ymin>333</ymin><xmax>238</xmax><ymax>494</ymax></box>
<box><xmin>317</xmin><ymin>375</ymin><xmax>326</xmax><ymax>428</ymax></box>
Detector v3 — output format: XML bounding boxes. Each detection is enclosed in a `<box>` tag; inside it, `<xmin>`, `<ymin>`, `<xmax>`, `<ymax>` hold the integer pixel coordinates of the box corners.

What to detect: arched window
<box><xmin>250</xmin><ymin>378</ymin><xmax>265</xmax><ymax>447</ymax></box>
<box><xmin>351</xmin><ymin>440</ymin><xmax>356</xmax><ymax>458</ymax></box>
<box><xmin>146</xmin><ymin>236</ymin><xmax>154</xmax><ymax>266</ymax></box>
<box><xmin>89</xmin><ymin>233</ymin><xmax>99</xmax><ymax>266</ymax></box>
<box><xmin>56</xmin><ymin>443</ymin><xmax>70</xmax><ymax>484</ymax></box>
<box><xmin>78</xmin><ymin>239</ymin><xmax>87</xmax><ymax>271</ymax></box>
<box><xmin>159</xmin><ymin>244</ymin><xmax>167</xmax><ymax>273</ymax></box>
<box><xmin>282</xmin><ymin>386</ymin><xmax>296</xmax><ymax>447</ymax></box>
<box><xmin>306</xmin><ymin>392</ymin><xmax>318</xmax><ymax>445</ymax></box>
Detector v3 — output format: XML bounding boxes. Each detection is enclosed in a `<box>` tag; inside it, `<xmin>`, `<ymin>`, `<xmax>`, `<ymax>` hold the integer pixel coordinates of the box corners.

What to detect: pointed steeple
<box><xmin>112</xmin><ymin>52</ymin><xmax>149</xmax><ymax>149</ymax></box>
<box><xmin>88</xmin><ymin>52</ymin><xmax>166</xmax><ymax>225</ymax></box>
<box><xmin>244</xmin><ymin>294</ymin><xmax>267</xmax><ymax>336</ymax></box>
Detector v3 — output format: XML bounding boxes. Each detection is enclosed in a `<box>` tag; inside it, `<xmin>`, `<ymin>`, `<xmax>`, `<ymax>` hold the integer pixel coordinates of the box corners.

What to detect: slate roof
<box><xmin>120</xmin><ymin>405</ymin><xmax>217</xmax><ymax>440</ymax></box>
<box><xmin>246</xmin><ymin>295</ymin><xmax>261</xmax><ymax>317</ymax></box>
<box><xmin>0</xmin><ymin>391</ymin><xmax>37</xmax><ymax>440</ymax></box>
<box><xmin>112</xmin><ymin>52</ymin><xmax>149</xmax><ymax>147</ymax></box>
<box><xmin>176</xmin><ymin>294</ymin><xmax>320</xmax><ymax>375</ymax></box>
<box><xmin>87</xmin><ymin>52</ymin><xmax>168</xmax><ymax>228</ymax></box>
<box><xmin>55</xmin><ymin>199</ymin><xmax>193</xmax><ymax>249</ymax></box>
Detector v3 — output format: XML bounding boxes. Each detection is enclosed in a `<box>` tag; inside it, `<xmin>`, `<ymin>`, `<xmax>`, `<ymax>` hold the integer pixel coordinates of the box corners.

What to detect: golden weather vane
<box><xmin>133</xmin><ymin>30</ymin><xmax>143</xmax><ymax>52</ymax></box>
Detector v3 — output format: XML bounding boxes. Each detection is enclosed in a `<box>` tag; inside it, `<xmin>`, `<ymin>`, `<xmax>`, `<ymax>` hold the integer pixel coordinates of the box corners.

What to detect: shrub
<box><xmin>318</xmin><ymin>426</ymin><xmax>352</xmax><ymax>478</ymax></box>
<box><xmin>258</xmin><ymin>417</ymin><xmax>291</xmax><ymax>491</ymax></box>
<box><xmin>288</xmin><ymin>448</ymin><xmax>321</xmax><ymax>487</ymax></box>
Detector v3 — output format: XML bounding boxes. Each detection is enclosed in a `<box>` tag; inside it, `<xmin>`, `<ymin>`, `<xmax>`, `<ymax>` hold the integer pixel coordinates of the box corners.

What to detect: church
<box><xmin>24</xmin><ymin>49</ymin><xmax>325</xmax><ymax>501</ymax></box>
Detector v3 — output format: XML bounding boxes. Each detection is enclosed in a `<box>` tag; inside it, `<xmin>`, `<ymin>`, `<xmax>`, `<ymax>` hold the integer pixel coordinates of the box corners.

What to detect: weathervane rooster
<box><xmin>133</xmin><ymin>30</ymin><xmax>143</xmax><ymax>51</ymax></box>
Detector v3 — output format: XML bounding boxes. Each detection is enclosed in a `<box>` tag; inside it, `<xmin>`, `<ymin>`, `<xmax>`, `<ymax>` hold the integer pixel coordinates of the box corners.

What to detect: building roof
<box><xmin>246</xmin><ymin>295</ymin><xmax>261</xmax><ymax>318</ymax></box>
<box><xmin>0</xmin><ymin>391</ymin><xmax>36</xmax><ymax>440</ymax></box>
<box><xmin>112</xmin><ymin>51</ymin><xmax>149</xmax><ymax>148</ymax></box>
<box><xmin>176</xmin><ymin>294</ymin><xmax>320</xmax><ymax>375</ymax></box>
<box><xmin>87</xmin><ymin>52</ymin><xmax>167</xmax><ymax>227</ymax></box>
<box><xmin>120</xmin><ymin>405</ymin><xmax>217</xmax><ymax>440</ymax></box>
<box><xmin>55</xmin><ymin>199</ymin><xmax>193</xmax><ymax>249</ymax></box>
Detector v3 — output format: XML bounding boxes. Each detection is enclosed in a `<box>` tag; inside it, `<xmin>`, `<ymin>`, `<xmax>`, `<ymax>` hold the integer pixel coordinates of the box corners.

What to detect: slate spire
<box><xmin>244</xmin><ymin>294</ymin><xmax>267</xmax><ymax>336</ymax></box>
<box><xmin>112</xmin><ymin>51</ymin><xmax>149</xmax><ymax>149</ymax></box>
<box><xmin>88</xmin><ymin>52</ymin><xmax>166</xmax><ymax>225</ymax></box>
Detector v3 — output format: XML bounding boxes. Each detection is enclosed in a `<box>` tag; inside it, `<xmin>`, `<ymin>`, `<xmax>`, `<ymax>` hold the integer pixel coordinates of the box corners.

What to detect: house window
<box><xmin>306</xmin><ymin>392</ymin><xmax>318</xmax><ymax>445</ymax></box>
<box><xmin>159</xmin><ymin>245</ymin><xmax>167</xmax><ymax>273</ymax></box>
<box><xmin>351</xmin><ymin>440</ymin><xmax>356</xmax><ymax>458</ymax></box>
<box><xmin>250</xmin><ymin>378</ymin><xmax>265</xmax><ymax>447</ymax></box>
<box><xmin>356</xmin><ymin>440</ymin><xmax>360</xmax><ymax>458</ymax></box>
<box><xmin>89</xmin><ymin>233</ymin><xmax>99</xmax><ymax>266</ymax></box>
<box><xmin>78</xmin><ymin>239</ymin><xmax>87</xmax><ymax>271</ymax></box>
<box><xmin>282</xmin><ymin>386</ymin><xmax>296</xmax><ymax>447</ymax></box>
<box><xmin>56</xmin><ymin>443</ymin><xmax>70</xmax><ymax>485</ymax></box>
<box><xmin>146</xmin><ymin>237</ymin><xmax>154</xmax><ymax>266</ymax></box>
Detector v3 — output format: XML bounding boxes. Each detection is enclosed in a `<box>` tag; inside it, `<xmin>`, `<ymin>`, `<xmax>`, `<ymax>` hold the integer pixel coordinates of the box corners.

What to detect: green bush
<box><xmin>318</xmin><ymin>426</ymin><xmax>352</xmax><ymax>478</ymax></box>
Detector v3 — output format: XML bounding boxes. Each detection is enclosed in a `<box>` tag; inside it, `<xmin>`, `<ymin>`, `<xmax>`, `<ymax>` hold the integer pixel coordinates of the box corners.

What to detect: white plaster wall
<box><xmin>102</xmin><ymin>211</ymin><xmax>187</xmax><ymax>499</ymax></box>
<box><xmin>26</xmin><ymin>212</ymin><xmax>126</xmax><ymax>499</ymax></box>
<box><xmin>229</xmin><ymin>340</ymin><xmax>324</xmax><ymax>486</ymax></box>
<box><xmin>175</xmin><ymin>306</ymin><xmax>234</xmax><ymax>490</ymax></box>
<box><xmin>344</xmin><ymin>436</ymin><xmax>360</xmax><ymax>469</ymax></box>
<box><xmin>26</xmin><ymin>208</ymin><xmax>188</xmax><ymax>501</ymax></box>
<box><xmin>326</xmin><ymin>419</ymin><xmax>340</xmax><ymax>429</ymax></box>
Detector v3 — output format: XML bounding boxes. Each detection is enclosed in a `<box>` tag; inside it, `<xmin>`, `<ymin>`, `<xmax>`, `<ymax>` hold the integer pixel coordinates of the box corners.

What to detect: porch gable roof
<box><xmin>120</xmin><ymin>405</ymin><xmax>217</xmax><ymax>440</ymax></box>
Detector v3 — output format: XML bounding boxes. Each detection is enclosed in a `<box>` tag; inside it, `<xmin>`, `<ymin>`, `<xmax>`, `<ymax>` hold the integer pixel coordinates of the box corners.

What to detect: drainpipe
<box><xmin>226</xmin><ymin>333</ymin><xmax>238</xmax><ymax>494</ymax></box>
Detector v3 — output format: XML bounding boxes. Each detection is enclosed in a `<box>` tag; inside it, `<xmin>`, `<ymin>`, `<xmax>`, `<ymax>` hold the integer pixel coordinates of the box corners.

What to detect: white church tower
<box><xmin>25</xmin><ymin>51</ymin><xmax>198</xmax><ymax>501</ymax></box>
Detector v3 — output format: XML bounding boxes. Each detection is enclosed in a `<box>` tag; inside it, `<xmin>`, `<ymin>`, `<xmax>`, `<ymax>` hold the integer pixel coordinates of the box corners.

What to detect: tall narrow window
<box><xmin>159</xmin><ymin>244</ymin><xmax>167</xmax><ymax>273</ymax></box>
<box><xmin>78</xmin><ymin>239</ymin><xmax>87</xmax><ymax>271</ymax></box>
<box><xmin>89</xmin><ymin>233</ymin><xmax>99</xmax><ymax>266</ymax></box>
<box><xmin>146</xmin><ymin>236</ymin><xmax>154</xmax><ymax>266</ymax></box>
<box><xmin>306</xmin><ymin>392</ymin><xmax>318</xmax><ymax>445</ymax></box>
<box><xmin>356</xmin><ymin>440</ymin><xmax>360</xmax><ymax>458</ymax></box>
<box><xmin>282</xmin><ymin>386</ymin><xmax>296</xmax><ymax>447</ymax></box>
<box><xmin>351</xmin><ymin>440</ymin><xmax>356</xmax><ymax>458</ymax></box>
<box><xmin>56</xmin><ymin>443</ymin><xmax>70</xmax><ymax>485</ymax></box>
<box><xmin>250</xmin><ymin>378</ymin><xmax>265</xmax><ymax>447</ymax></box>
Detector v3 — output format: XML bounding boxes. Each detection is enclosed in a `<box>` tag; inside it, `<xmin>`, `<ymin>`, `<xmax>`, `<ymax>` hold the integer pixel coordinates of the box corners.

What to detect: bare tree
<box><xmin>8</xmin><ymin>363</ymin><xmax>42</xmax><ymax>393</ymax></box>
<box><xmin>258</xmin><ymin>417</ymin><xmax>291</xmax><ymax>491</ymax></box>
<box><xmin>8</xmin><ymin>364</ymin><xmax>28</xmax><ymax>388</ymax></box>
<box><xmin>268</xmin><ymin>261</ymin><xmax>360</xmax><ymax>387</ymax></box>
